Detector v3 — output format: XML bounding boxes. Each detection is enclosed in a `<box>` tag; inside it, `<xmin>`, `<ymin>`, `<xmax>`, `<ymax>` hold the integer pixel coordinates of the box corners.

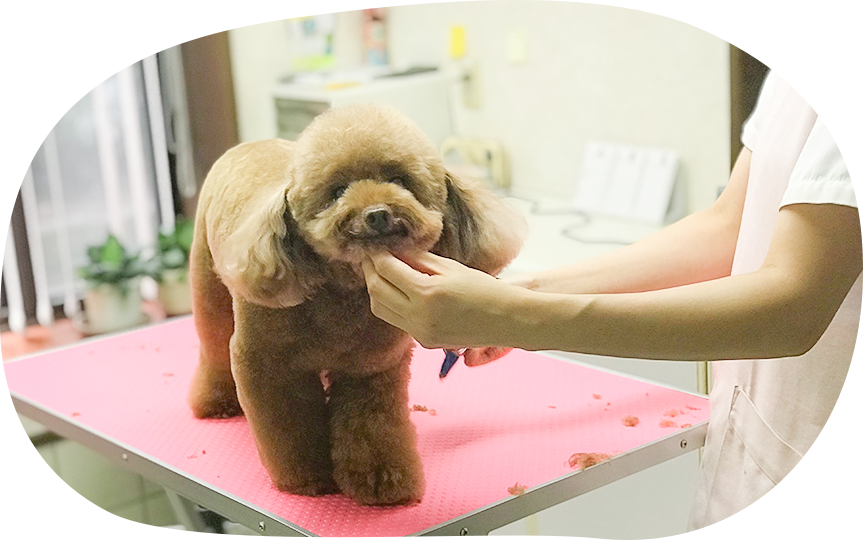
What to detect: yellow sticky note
<box><xmin>449</xmin><ymin>25</ymin><xmax>466</xmax><ymax>58</ymax></box>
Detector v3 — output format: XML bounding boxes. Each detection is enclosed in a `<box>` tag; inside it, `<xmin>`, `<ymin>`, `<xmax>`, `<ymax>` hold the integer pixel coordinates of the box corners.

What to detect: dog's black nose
<box><xmin>364</xmin><ymin>207</ymin><xmax>394</xmax><ymax>234</ymax></box>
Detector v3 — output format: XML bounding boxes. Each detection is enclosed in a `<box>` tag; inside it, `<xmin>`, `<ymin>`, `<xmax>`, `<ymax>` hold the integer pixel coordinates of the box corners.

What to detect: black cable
<box><xmin>517</xmin><ymin>198</ymin><xmax>633</xmax><ymax>246</ymax></box>
<box><xmin>560</xmin><ymin>223</ymin><xmax>634</xmax><ymax>245</ymax></box>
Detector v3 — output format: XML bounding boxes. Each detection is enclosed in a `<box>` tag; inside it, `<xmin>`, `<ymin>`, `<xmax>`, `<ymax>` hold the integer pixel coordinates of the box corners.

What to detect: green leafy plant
<box><xmin>78</xmin><ymin>234</ymin><xmax>148</xmax><ymax>294</ymax></box>
<box><xmin>152</xmin><ymin>218</ymin><xmax>194</xmax><ymax>281</ymax></box>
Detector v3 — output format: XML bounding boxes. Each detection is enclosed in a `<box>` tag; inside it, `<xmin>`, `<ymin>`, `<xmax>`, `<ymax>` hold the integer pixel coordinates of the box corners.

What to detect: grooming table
<box><xmin>5</xmin><ymin>318</ymin><xmax>708</xmax><ymax>536</ymax></box>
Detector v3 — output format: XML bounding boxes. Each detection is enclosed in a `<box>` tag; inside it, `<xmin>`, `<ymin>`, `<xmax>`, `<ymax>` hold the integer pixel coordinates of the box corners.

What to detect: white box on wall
<box><xmin>572</xmin><ymin>142</ymin><xmax>680</xmax><ymax>226</ymax></box>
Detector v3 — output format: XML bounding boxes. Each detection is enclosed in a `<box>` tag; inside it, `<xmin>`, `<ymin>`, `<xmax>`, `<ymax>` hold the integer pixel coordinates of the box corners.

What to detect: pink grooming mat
<box><xmin>5</xmin><ymin>318</ymin><xmax>708</xmax><ymax>536</ymax></box>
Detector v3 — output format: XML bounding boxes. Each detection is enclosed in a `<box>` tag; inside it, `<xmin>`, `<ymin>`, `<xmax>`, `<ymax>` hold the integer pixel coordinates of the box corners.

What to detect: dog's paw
<box><xmin>335</xmin><ymin>455</ymin><xmax>424</xmax><ymax>506</ymax></box>
<box><xmin>190</xmin><ymin>394</ymin><xmax>243</xmax><ymax>419</ymax></box>
<box><xmin>188</xmin><ymin>377</ymin><xmax>243</xmax><ymax>419</ymax></box>
<box><xmin>274</xmin><ymin>475</ymin><xmax>339</xmax><ymax>497</ymax></box>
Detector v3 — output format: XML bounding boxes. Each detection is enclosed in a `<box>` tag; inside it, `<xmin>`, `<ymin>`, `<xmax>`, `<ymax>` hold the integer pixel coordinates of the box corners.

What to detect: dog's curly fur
<box><xmin>187</xmin><ymin>103</ymin><xmax>525</xmax><ymax>506</ymax></box>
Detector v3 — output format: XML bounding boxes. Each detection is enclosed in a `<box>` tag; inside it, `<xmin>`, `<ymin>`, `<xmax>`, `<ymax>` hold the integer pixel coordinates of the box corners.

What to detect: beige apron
<box><xmin>688</xmin><ymin>75</ymin><xmax>862</xmax><ymax>529</ymax></box>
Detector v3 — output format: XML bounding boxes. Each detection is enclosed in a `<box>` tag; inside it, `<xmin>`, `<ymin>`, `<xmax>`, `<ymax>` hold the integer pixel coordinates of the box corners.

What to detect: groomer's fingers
<box><xmin>362</xmin><ymin>256</ymin><xmax>410</xmax><ymax>304</ymax></box>
<box><xmin>397</xmin><ymin>251</ymin><xmax>463</xmax><ymax>275</ymax></box>
<box><xmin>367</xmin><ymin>251</ymin><xmax>432</xmax><ymax>293</ymax></box>
<box><xmin>463</xmin><ymin>347</ymin><xmax>513</xmax><ymax>367</ymax></box>
<box><xmin>368</xmin><ymin>298</ymin><xmax>410</xmax><ymax>331</ymax></box>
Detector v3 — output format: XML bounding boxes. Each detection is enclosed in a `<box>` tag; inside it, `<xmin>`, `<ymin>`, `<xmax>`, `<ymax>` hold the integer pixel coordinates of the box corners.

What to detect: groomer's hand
<box><xmin>362</xmin><ymin>251</ymin><xmax>518</xmax><ymax>358</ymax></box>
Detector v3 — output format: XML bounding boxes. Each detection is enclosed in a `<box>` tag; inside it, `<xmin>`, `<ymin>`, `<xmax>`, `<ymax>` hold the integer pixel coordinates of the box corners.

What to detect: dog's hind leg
<box><xmin>188</xmin><ymin>220</ymin><xmax>242</xmax><ymax>419</ymax></box>
<box><xmin>328</xmin><ymin>358</ymin><xmax>425</xmax><ymax>506</ymax></box>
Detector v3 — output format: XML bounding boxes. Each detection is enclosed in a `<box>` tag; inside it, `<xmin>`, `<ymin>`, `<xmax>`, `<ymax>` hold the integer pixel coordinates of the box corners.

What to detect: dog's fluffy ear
<box><xmin>434</xmin><ymin>172</ymin><xmax>526</xmax><ymax>275</ymax></box>
<box><xmin>216</xmin><ymin>187</ymin><xmax>325</xmax><ymax>308</ymax></box>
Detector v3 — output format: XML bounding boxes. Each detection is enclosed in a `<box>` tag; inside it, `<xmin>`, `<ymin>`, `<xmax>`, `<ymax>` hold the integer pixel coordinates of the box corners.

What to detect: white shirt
<box><xmin>688</xmin><ymin>72</ymin><xmax>860</xmax><ymax>529</ymax></box>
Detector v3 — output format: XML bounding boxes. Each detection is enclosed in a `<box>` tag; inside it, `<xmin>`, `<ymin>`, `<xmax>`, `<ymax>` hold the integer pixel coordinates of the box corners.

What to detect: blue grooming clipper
<box><xmin>439</xmin><ymin>348</ymin><xmax>466</xmax><ymax>378</ymax></box>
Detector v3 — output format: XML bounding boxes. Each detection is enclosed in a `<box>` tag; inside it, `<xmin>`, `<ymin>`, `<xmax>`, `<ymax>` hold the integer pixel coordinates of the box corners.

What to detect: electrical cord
<box><xmin>517</xmin><ymin>197</ymin><xmax>586</xmax><ymax>217</ymax></box>
<box><xmin>516</xmin><ymin>198</ymin><xmax>635</xmax><ymax>246</ymax></box>
<box><xmin>560</xmin><ymin>222</ymin><xmax>634</xmax><ymax>245</ymax></box>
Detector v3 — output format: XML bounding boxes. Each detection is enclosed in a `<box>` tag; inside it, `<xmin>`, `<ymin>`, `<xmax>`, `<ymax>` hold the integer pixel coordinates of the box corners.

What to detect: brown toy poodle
<box><xmin>187</xmin><ymin>103</ymin><xmax>524</xmax><ymax>506</ymax></box>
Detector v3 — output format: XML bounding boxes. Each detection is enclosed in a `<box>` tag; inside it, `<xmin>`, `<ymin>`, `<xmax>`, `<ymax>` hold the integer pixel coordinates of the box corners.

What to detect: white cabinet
<box><xmin>273</xmin><ymin>69</ymin><xmax>453</xmax><ymax>146</ymax></box>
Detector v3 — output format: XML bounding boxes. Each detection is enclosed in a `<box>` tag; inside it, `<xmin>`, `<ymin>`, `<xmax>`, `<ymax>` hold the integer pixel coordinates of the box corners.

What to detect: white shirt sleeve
<box><xmin>782</xmin><ymin>10</ymin><xmax>863</xmax><ymax>209</ymax></box>
<box><xmin>740</xmin><ymin>0</ymin><xmax>807</xmax><ymax>150</ymax></box>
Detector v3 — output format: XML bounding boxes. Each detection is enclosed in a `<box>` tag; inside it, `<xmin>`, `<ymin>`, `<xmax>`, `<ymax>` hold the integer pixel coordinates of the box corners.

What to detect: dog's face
<box><xmin>219</xmin><ymin>103</ymin><xmax>525</xmax><ymax>308</ymax></box>
<box><xmin>287</xmin><ymin>105</ymin><xmax>450</xmax><ymax>264</ymax></box>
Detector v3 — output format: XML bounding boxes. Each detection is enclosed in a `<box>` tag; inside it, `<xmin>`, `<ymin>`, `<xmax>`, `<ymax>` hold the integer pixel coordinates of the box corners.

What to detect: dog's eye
<box><xmin>331</xmin><ymin>185</ymin><xmax>347</xmax><ymax>201</ymax></box>
<box><xmin>389</xmin><ymin>176</ymin><xmax>408</xmax><ymax>187</ymax></box>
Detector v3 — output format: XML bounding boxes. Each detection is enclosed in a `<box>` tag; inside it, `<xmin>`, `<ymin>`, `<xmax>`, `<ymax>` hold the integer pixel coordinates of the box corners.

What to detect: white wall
<box><xmin>387</xmin><ymin>1</ymin><xmax>730</xmax><ymax>213</ymax></box>
<box><xmin>228</xmin><ymin>2</ymin><xmax>730</xmax><ymax>214</ymax></box>
<box><xmin>227</xmin><ymin>12</ymin><xmax>365</xmax><ymax>143</ymax></box>
<box><xmin>228</xmin><ymin>20</ymin><xmax>295</xmax><ymax>143</ymax></box>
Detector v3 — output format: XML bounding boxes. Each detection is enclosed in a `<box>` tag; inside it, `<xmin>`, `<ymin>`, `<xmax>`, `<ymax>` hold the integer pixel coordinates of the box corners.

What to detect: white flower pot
<box><xmin>158</xmin><ymin>268</ymin><xmax>193</xmax><ymax>316</ymax></box>
<box><xmin>82</xmin><ymin>277</ymin><xmax>144</xmax><ymax>334</ymax></box>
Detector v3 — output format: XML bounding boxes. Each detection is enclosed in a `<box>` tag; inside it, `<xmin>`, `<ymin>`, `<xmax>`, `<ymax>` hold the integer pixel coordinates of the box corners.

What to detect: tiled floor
<box><xmin>0</xmin><ymin>422</ymin><xmax>177</xmax><ymax>540</ymax></box>
<box><xmin>0</xmin><ymin>304</ymin><xmax>176</xmax><ymax>540</ymax></box>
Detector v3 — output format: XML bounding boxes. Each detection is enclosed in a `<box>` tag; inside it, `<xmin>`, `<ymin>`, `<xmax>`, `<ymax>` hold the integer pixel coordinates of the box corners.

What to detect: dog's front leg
<box><xmin>230</xmin><ymin>305</ymin><xmax>337</xmax><ymax>496</ymax></box>
<box><xmin>328</xmin><ymin>359</ymin><xmax>425</xmax><ymax>506</ymax></box>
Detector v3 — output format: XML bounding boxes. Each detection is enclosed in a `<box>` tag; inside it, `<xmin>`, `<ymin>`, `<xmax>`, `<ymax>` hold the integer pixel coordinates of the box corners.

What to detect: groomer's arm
<box><xmin>511</xmin><ymin>148</ymin><xmax>752</xmax><ymax>295</ymax></box>
<box><xmin>362</xmin><ymin>202</ymin><xmax>861</xmax><ymax>363</ymax></box>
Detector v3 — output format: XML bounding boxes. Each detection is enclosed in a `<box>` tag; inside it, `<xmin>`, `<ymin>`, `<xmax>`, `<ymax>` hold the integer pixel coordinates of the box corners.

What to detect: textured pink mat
<box><xmin>5</xmin><ymin>318</ymin><xmax>708</xmax><ymax>536</ymax></box>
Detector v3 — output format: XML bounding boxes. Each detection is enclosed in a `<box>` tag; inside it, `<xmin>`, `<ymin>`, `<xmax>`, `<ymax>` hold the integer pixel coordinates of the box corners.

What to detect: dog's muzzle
<box><xmin>344</xmin><ymin>205</ymin><xmax>410</xmax><ymax>244</ymax></box>
<box><xmin>364</xmin><ymin>206</ymin><xmax>396</xmax><ymax>234</ymax></box>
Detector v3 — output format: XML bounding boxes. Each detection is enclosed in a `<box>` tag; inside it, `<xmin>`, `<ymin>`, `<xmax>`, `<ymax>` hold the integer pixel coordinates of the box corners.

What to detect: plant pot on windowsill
<box><xmin>81</xmin><ymin>278</ymin><xmax>147</xmax><ymax>334</ymax></box>
<box><xmin>158</xmin><ymin>268</ymin><xmax>192</xmax><ymax>316</ymax></box>
<box><xmin>153</xmin><ymin>218</ymin><xmax>194</xmax><ymax>316</ymax></box>
<box><xmin>77</xmin><ymin>235</ymin><xmax>149</xmax><ymax>335</ymax></box>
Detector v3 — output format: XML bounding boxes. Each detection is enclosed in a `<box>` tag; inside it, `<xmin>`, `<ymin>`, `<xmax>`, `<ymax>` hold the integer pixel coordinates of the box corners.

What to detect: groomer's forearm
<box><xmin>523</xmin><ymin>149</ymin><xmax>751</xmax><ymax>295</ymax></box>
<box><xmin>495</xmin><ymin>268</ymin><xmax>822</xmax><ymax>361</ymax></box>
<box><xmin>522</xmin><ymin>207</ymin><xmax>737</xmax><ymax>294</ymax></box>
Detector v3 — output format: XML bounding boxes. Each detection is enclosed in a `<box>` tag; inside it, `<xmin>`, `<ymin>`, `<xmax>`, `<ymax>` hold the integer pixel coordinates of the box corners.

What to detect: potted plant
<box><xmin>78</xmin><ymin>234</ymin><xmax>148</xmax><ymax>334</ymax></box>
<box><xmin>153</xmin><ymin>218</ymin><xmax>194</xmax><ymax>316</ymax></box>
